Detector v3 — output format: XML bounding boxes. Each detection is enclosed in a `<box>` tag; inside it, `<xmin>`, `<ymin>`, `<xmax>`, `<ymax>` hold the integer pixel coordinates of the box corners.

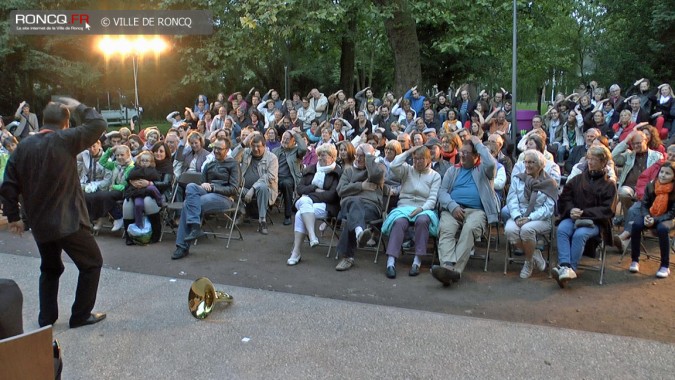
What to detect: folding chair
<box><xmin>200</xmin><ymin>185</ymin><xmax>245</xmax><ymax>248</ymax></box>
<box><xmin>162</xmin><ymin>171</ymin><xmax>204</xmax><ymax>242</ymax></box>
<box><xmin>503</xmin><ymin>217</ymin><xmax>554</xmax><ymax>278</ymax></box>
<box><xmin>577</xmin><ymin>236</ymin><xmax>608</xmax><ymax>285</ymax></box>
<box><xmin>470</xmin><ymin>220</ymin><xmax>500</xmax><ymax>272</ymax></box>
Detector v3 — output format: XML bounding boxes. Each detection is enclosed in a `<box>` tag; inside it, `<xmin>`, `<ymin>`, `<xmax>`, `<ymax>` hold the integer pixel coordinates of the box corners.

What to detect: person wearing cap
<box><xmin>426</xmin><ymin>137</ymin><xmax>450</xmax><ymax>179</ymax></box>
<box><xmin>423</xmin><ymin>127</ymin><xmax>438</xmax><ymax>140</ymax></box>
<box><xmin>13</xmin><ymin>101</ymin><xmax>39</xmax><ymax>140</ymax></box>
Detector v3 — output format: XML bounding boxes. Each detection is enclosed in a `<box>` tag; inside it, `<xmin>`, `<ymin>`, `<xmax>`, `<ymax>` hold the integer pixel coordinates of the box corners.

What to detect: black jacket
<box><xmin>0</xmin><ymin>105</ymin><xmax>107</xmax><ymax>242</ymax></box>
<box><xmin>557</xmin><ymin>169</ymin><xmax>616</xmax><ymax>246</ymax></box>
<box><xmin>296</xmin><ymin>164</ymin><xmax>342</xmax><ymax>217</ymax></box>
<box><xmin>201</xmin><ymin>157</ymin><xmax>240</xmax><ymax>197</ymax></box>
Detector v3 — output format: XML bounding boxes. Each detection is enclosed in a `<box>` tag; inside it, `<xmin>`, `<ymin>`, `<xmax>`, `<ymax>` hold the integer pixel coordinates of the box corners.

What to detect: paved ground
<box><xmin>0</xmin><ymin>211</ymin><xmax>673</xmax><ymax>348</ymax></box>
<box><xmin>2</xmin><ymin>253</ymin><xmax>674</xmax><ymax>379</ymax></box>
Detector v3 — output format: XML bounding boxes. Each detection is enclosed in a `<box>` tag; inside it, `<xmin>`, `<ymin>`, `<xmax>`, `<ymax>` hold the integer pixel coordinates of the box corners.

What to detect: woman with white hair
<box><xmin>505</xmin><ymin>150</ymin><xmax>559</xmax><ymax>278</ymax></box>
<box><xmin>287</xmin><ymin>143</ymin><xmax>343</xmax><ymax>265</ymax></box>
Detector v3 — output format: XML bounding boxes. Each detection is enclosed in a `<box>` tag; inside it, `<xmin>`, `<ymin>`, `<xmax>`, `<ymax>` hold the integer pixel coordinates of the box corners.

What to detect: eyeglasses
<box><xmin>524</xmin><ymin>160</ymin><xmax>537</xmax><ymax>165</ymax></box>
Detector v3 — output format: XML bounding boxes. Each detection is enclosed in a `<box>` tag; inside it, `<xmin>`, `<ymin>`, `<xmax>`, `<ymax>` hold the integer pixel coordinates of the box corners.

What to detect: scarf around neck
<box><xmin>311</xmin><ymin>162</ymin><xmax>336</xmax><ymax>189</ymax></box>
<box><xmin>650</xmin><ymin>180</ymin><xmax>673</xmax><ymax>217</ymax></box>
<box><xmin>515</xmin><ymin>170</ymin><xmax>559</xmax><ymax>217</ymax></box>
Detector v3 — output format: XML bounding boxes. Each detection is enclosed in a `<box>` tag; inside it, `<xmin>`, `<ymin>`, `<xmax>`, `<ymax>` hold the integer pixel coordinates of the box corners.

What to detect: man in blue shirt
<box><xmin>432</xmin><ymin>136</ymin><xmax>499</xmax><ymax>285</ymax></box>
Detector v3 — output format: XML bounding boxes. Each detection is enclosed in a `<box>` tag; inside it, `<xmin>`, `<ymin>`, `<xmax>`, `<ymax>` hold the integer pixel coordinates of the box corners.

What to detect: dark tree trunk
<box><xmin>339</xmin><ymin>10</ymin><xmax>357</xmax><ymax>96</ymax></box>
<box><xmin>377</xmin><ymin>0</ymin><xmax>422</xmax><ymax>96</ymax></box>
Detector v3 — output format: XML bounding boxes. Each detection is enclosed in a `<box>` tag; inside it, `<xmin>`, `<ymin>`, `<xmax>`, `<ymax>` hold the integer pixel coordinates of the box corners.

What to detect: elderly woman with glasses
<box><xmin>554</xmin><ymin>145</ymin><xmax>616</xmax><ymax>287</ymax></box>
<box><xmin>381</xmin><ymin>145</ymin><xmax>441</xmax><ymax>278</ymax></box>
<box><xmin>504</xmin><ymin>150</ymin><xmax>559</xmax><ymax>278</ymax></box>
<box><xmin>287</xmin><ymin>143</ymin><xmax>342</xmax><ymax>265</ymax></box>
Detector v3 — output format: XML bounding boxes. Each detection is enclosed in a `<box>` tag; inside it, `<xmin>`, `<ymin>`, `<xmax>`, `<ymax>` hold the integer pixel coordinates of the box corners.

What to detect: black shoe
<box><xmin>70</xmin><ymin>312</ymin><xmax>106</xmax><ymax>328</ymax></box>
<box><xmin>148</xmin><ymin>213</ymin><xmax>162</xmax><ymax>243</ymax></box>
<box><xmin>409</xmin><ymin>264</ymin><xmax>420</xmax><ymax>277</ymax></box>
<box><xmin>124</xmin><ymin>219</ymin><xmax>134</xmax><ymax>245</ymax></box>
<box><xmin>258</xmin><ymin>221</ymin><xmax>269</xmax><ymax>235</ymax></box>
<box><xmin>184</xmin><ymin>226</ymin><xmax>204</xmax><ymax>242</ymax></box>
<box><xmin>431</xmin><ymin>264</ymin><xmax>460</xmax><ymax>286</ymax></box>
<box><xmin>172</xmin><ymin>247</ymin><xmax>189</xmax><ymax>260</ymax></box>
<box><xmin>386</xmin><ymin>266</ymin><xmax>396</xmax><ymax>279</ymax></box>
<box><xmin>283</xmin><ymin>217</ymin><xmax>292</xmax><ymax>225</ymax></box>
<box><xmin>357</xmin><ymin>228</ymin><xmax>372</xmax><ymax>248</ymax></box>
<box><xmin>401</xmin><ymin>240</ymin><xmax>415</xmax><ymax>250</ymax></box>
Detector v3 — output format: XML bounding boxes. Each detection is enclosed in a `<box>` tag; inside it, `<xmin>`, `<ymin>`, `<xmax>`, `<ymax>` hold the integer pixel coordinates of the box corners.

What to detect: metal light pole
<box><xmin>98</xmin><ymin>36</ymin><xmax>167</xmax><ymax>130</ymax></box>
<box><xmin>510</xmin><ymin>0</ymin><xmax>518</xmax><ymax>146</ymax></box>
<box><xmin>132</xmin><ymin>55</ymin><xmax>141</xmax><ymax>127</ymax></box>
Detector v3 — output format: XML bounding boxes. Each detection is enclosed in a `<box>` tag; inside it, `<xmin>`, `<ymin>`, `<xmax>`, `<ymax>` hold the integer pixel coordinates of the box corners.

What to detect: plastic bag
<box><xmin>127</xmin><ymin>217</ymin><xmax>152</xmax><ymax>245</ymax></box>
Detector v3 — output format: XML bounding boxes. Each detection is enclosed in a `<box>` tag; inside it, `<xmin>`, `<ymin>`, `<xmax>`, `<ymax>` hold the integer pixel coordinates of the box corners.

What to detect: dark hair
<box><xmin>251</xmin><ymin>134</ymin><xmax>265</xmax><ymax>146</ymax></box>
<box><xmin>463</xmin><ymin>139</ymin><xmax>477</xmax><ymax>154</ymax></box>
<box><xmin>526</xmin><ymin>134</ymin><xmax>545</xmax><ymax>153</ymax></box>
<box><xmin>660</xmin><ymin>161</ymin><xmax>675</xmax><ymax>175</ymax></box>
<box><xmin>42</xmin><ymin>102</ymin><xmax>70</xmax><ymax>126</ymax></box>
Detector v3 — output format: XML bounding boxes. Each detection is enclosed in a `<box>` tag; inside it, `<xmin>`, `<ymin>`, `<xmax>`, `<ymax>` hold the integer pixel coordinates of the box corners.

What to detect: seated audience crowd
<box><xmin>2</xmin><ymin>79</ymin><xmax>673</xmax><ymax>283</ymax></box>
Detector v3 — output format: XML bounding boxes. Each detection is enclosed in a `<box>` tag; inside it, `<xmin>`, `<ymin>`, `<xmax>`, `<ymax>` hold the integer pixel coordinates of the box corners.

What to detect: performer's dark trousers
<box><xmin>36</xmin><ymin>227</ymin><xmax>102</xmax><ymax>327</ymax></box>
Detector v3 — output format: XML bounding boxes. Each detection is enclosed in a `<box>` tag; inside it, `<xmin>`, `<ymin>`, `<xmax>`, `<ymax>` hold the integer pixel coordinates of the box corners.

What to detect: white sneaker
<box><xmin>629</xmin><ymin>261</ymin><xmax>639</xmax><ymax>273</ymax></box>
<box><xmin>532</xmin><ymin>249</ymin><xmax>546</xmax><ymax>272</ymax></box>
<box><xmin>558</xmin><ymin>266</ymin><xmax>577</xmax><ymax>281</ymax></box>
<box><xmin>520</xmin><ymin>260</ymin><xmax>533</xmax><ymax>279</ymax></box>
<box><xmin>656</xmin><ymin>267</ymin><xmax>670</xmax><ymax>278</ymax></box>
<box><xmin>111</xmin><ymin>219</ymin><xmax>124</xmax><ymax>232</ymax></box>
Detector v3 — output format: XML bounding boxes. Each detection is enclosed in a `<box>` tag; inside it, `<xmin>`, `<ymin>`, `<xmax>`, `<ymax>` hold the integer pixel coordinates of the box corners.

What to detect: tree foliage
<box><xmin>0</xmin><ymin>0</ymin><xmax>672</xmax><ymax>120</ymax></box>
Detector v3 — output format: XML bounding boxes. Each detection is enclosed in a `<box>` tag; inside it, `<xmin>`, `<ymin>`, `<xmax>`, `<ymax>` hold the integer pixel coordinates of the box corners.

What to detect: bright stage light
<box><xmin>97</xmin><ymin>36</ymin><xmax>167</xmax><ymax>57</ymax></box>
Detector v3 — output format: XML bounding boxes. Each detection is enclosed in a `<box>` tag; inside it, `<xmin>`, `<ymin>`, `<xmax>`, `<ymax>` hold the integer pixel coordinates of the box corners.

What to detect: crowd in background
<box><xmin>1</xmin><ymin>77</ymin><xmax>673</xmax><ymax>283</ymax></box>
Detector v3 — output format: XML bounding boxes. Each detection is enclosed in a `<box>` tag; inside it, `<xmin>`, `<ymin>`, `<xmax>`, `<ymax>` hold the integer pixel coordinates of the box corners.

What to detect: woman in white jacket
<box><xmin>505</xmin><ymin>150</ymin><xmax>559</xmax><ymax>279</ymax></box>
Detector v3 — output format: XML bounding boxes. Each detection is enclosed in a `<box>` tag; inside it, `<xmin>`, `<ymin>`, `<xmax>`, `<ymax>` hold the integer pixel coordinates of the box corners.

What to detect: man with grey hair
<box><xmin>608</xmin><ymin>84</ymin><xmax>625</xmax><ymax>112</ymax></box>
<box><xmin>334</xmin><ymin>143</ymin><xmax>386</xmax><ymax>272</ymax></box>
<box><xmin>612</xmin><ymin>130</ymin><xmax>663</xmax><ymax>225</ymax></box>
<box><xmin>308</xmin><ymin>89</ymin><xmax>329</xmax><ymax>122</ymax></box>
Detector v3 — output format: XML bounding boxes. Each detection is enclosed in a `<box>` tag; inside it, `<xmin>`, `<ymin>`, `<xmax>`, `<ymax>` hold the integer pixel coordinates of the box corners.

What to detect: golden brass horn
<box><xmin>188</xmin><ymin>277</ymin><xmax>233</xmax><ymax>319</ymax></box>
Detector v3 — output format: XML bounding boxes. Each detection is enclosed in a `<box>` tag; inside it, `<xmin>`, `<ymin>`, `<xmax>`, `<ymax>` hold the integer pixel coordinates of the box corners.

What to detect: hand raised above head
<box><xmin>53</xmin><ymin>96</ymin><xmax>81</xmax><ymax>110</ymax></box>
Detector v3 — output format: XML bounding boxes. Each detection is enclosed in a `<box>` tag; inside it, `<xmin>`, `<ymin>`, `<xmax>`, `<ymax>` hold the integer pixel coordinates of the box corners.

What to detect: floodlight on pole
<box><xmin>97</xmin><ymin>36</ymin><xmax>167</xmax><ymax>128</ymax></box>
<box><xmin>510</xmin><ymin>0</ymin><xmax>518</xmax><ymax>146</ymax></box>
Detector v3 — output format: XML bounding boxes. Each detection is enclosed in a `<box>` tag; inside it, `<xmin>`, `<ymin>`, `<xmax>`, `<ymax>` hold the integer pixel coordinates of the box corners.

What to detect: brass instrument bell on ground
<box><xmin>188</xmin><ymin>277</ymin><xmax>233</xmax><ymax>319</ymax></box>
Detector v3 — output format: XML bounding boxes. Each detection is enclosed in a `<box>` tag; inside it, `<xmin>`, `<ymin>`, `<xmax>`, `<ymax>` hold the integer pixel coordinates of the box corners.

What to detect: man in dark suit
<box><xmin>0</xmin><ymin>97</ymin><xmax>107</xmax><ymax>329</ymax></box>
